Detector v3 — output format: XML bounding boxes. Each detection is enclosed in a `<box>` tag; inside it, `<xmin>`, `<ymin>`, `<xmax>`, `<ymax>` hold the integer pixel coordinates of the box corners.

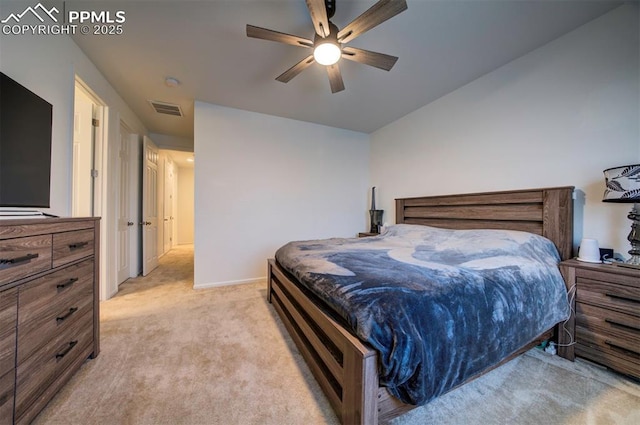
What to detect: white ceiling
<box><xmin>67</xmin><ymin>0</ymin><xmax>623</xmax><ymax>139</ymax></box>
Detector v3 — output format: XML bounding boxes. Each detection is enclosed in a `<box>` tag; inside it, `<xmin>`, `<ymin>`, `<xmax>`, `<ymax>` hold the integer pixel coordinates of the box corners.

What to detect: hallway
<box><xmin>117</xmin><ymin>244</ymin><xmax>194</xmax><ymax>297</ymax></box>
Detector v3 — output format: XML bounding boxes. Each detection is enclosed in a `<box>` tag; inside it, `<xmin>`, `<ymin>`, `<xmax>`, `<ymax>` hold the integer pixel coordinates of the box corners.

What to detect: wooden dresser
<box><xmin>559</xmin><ymin>259</ymin><xmax>639</xmax><ymax>379</ymax></box>
<box><xmin>0</xmin><ymin>217</ymin><xmax>99</xmax><ymax>424</ymax></box>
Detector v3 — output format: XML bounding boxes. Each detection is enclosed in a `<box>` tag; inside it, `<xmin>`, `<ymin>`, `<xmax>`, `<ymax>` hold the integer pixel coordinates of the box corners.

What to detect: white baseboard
<box><xmin>193</xmin><ymin>277</ymin><xmax>265</xmax><ymax>290</ymax></box>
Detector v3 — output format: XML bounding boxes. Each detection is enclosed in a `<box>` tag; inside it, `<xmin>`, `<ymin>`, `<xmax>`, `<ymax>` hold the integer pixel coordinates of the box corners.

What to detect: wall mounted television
<box><xmin>0</xmin><ymin>72</ymin><xmax>53</xmax><ymax>208</ymax></box>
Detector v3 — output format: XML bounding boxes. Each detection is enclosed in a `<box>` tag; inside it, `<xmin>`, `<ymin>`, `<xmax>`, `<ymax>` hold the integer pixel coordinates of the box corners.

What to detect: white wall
<box><xmin>177</xmin><ymin>167</ymin><xmax>194</xmax><ymax>244</ymax></box>
<box><xmin>371</xmin><ymin>4</ymin><xmax>639</xmax><ymax>258</ymax></box>
<box><xmin>1</xmin><ymin>30</ymin><xmax>148</xmax><ymax>299</ymax></box>
<box><xmin>194</xmin><ymin>103</ymin><xmax>370</xmax><ymax>287</ymax></box>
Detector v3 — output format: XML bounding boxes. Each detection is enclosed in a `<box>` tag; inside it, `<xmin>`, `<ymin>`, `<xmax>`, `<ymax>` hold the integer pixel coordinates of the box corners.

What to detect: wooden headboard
<box><xmin>395</xmin><ymin>186</ymin><xmax>574</xmax><ymax>260</ymax></box>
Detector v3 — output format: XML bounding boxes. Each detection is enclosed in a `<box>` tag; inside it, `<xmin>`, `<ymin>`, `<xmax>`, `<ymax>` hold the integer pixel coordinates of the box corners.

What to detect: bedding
<box><xmin>275</xmin><ymin>224</ymin><xmax>570</xmax><ymax>406</ymax></box>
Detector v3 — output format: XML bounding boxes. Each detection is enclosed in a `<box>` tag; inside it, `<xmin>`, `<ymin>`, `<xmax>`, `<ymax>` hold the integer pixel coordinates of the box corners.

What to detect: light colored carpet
<box><xmin>34</xmin><ymin>245</ymin><xmax>640</xmax><ymax>425</ymax></box>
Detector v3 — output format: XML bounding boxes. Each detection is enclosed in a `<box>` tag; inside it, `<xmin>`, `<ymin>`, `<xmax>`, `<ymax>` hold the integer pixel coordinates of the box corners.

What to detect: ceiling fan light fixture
<box><xmin>314</xmin><ymin>42</ymin><xmax>341</xmax><ymax>66</ymax></box>
<box><xmin>246</xmin><ymin>0</ymin><xmax>408</xmax><ymax>91</ymax></box>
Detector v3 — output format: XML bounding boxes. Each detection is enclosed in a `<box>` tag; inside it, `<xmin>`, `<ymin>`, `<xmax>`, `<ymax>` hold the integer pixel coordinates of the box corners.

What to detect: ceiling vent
<box><xmin>148</xmin><ymin>100</ymin><xmax>183</xmax><ymax>117</ymax></box>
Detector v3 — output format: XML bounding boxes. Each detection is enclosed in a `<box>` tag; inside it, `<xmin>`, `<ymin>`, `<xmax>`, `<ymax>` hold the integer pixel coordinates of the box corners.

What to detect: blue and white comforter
<box><xmin>275</xmin><ymin>224</ymin><xmax>569</xmax><ymax>405</ymax></box>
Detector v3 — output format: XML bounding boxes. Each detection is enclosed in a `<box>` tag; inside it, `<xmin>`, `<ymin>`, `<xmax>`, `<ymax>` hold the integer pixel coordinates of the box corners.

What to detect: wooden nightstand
<box><xmin>358</xmin><ymin>232</ymin><xmax>379</xmax><ymax>238</ymax></box>
<box><xmin>558</xmin><ymin>259</ymin><xmax>639</xmax><ymax>379</ymax></box>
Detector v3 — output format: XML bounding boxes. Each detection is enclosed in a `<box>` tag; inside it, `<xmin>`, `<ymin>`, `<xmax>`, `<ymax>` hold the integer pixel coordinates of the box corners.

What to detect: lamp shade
<box><xmin>603</xmin><ymin>164</ymin><xmax>640</xmax><ymax>203</ymax></box>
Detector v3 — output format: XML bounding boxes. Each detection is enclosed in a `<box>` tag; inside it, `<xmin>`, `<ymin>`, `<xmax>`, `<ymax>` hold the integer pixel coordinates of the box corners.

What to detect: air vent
<box><xmin>148</xmin><ymin>100</ymin><xmax>183</xmax><ymax>117</ymax></box>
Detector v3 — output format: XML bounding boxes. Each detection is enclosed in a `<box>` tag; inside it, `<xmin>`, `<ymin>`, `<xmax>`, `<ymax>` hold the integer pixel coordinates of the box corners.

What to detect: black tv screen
<box><xmin>0</xmin><ymin>72</ymin><xmax>53</xmax><ymax>208</ymax></box>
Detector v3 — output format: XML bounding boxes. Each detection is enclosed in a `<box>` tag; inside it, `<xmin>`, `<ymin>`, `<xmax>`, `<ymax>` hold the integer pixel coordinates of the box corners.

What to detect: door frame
<box><xmin>72</xmin><ymin>85</ymin><xmax>95</xmax><ymax>218</ymax></box>
<box><xmin>73</xmin><ymin>77</ymin><xmax>110</xmax><ymax>300</ymax></box>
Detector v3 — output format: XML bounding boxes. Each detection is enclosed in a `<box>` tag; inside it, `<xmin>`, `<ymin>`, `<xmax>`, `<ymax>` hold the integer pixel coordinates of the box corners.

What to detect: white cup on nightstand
<box><xmin>577</xmin><ymin>238</ymin><xmax>601</xmax><ymax>263</ymax></box>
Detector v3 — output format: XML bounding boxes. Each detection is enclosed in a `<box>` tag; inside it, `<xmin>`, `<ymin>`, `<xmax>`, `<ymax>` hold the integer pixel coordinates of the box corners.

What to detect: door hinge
<box><xmin>92</xmin><ymin>118</ymin><xmax>100</xmax><ymax>127</ymax></box>
<box><xmin>91</xmin><ymin>169</ymin><xmax>98</xmax><ymax>178</ymax></box>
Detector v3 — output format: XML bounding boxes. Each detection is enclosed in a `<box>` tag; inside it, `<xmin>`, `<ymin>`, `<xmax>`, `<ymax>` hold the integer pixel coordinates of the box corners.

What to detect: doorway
<box><xmin>72</xmin><ymin>82</ymin><xmax>100</xmax><ymax>217</ymax></box>
<box><xmin>72</xmin><ymin>78</ymin><xmax>110</xmax><ymax>299</ymax></box>
<box><xmin>158</xmin><ymin>149</ymin><xmax>195</xmax><ymax>256</ymax></box>
<box><xmin>163</xmin><ymin>157</ymin><xmax>175</xmax><ymax>254</ymax></box>
<box><xmin>117</xmin><ymin>122</ymin><xmax>141</xmax><ymax>285</ymax></box>
<box><xmin>142</xmin><ymin>144</ymin><xmax>194</xmax><ymax>275</ymax></box>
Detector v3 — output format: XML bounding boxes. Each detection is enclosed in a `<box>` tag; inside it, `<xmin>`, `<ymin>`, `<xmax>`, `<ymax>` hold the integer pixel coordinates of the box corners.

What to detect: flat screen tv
<box><xmin>0</xmin><ymin>72</ymin><xmax>53</xmax><ymax>208</ymax></box>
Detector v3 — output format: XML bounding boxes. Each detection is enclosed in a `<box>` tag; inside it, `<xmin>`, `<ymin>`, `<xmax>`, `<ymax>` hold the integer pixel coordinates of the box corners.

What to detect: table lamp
<box><xmin>603</xmin><ymin>164</ymin><xmax>640</xmax><ymax>267</ymax></box>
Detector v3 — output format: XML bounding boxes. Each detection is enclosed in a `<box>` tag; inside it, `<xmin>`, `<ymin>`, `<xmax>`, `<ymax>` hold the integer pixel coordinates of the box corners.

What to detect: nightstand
<box><xmin>358</xmin><ymin>232</ymin><xmax>379</xmax><ymax>238</ymax></box>
<box><xmin>558</xmin><ymin>259</ymin><xmax>639</xmax><ymax>379</ymax></box>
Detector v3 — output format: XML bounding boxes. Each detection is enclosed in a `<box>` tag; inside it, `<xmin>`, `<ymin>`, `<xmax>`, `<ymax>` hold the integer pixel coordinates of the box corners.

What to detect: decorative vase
<box><xmin>369</xmin><ymin>209</ymin><xmax>384</xmax><ymax>234</ymax></box>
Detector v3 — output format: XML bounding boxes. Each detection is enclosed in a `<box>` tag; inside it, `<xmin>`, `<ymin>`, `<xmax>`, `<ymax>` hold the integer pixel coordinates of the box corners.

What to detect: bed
<box><xmin>267</xmin><ymin>186</ymin><xmax>574</xmax><ymax>424</ymax></box>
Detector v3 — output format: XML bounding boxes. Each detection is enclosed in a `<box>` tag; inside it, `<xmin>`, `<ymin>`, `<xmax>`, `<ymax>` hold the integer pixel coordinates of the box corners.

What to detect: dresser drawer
<box><xmin>17</xmin><ymin>259</ymin><xmax>94</xmax><ymax>363</ymax></box>
<box><xmin>576</xmin><ymin>277</ymin><xmax>640</xmax><ymax>317</ymax></box>
<box><xmin>0</xmin><ymin>235</ymin><xmax>52</xmax><ymax>286</ymax></box>
<box><xmin>18</xmin><ymin>262</ymin><xmax>94</xmax><ymax>364</ymax></box>
<box><xmin>18</xmin><ymin>259</ymin><xmax>94</xmax><ymax>326</ymax></box>
<box><xmin>0</xmin><ymin>288</ymin><xmax>17</xmax><ymax>377</ymax></box>
<box><xmin>576</xmin><ymin>267</ymin><xmax>639</xmax><ymax>287</ymax></box>
<box><xmin>0</xmin><ymin>369</ymin><xmax>14</xmax><ymax>425</ymax></box>
<box><xmin>575</xmin><ymin>334</ymin><xmax>640</xmax><ymax>379</ymax></box>
<box><xmin>576</xmin><ymin>302</ymin><xmax>640</xmax><ymax>353</ymax></box>
<box><xmin>575</xmin><ymin>333</ymin><xmax>639</xmax><ymax>360</ymax></box>
<box><xmin>52</xmin><ymin>229</ymin><xmax>94</xmax><ymax>268</ymax></box>
<box><xmin>15</xmin><ymin>310</ymin><xmax>93</xmax><ymax>419</ymax></box>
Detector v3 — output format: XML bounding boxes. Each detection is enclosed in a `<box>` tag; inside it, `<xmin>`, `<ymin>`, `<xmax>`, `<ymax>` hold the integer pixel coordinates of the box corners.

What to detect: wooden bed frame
<box><xmin>267</xmin><ymin>186</ymin><xmax>574</xmax><ymax>424</ymax></box>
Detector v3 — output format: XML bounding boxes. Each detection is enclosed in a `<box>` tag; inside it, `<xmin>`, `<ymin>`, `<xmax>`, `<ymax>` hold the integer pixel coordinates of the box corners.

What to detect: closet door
<box><xmin>142</xmin><ymin>136</ymin><xmax>159</xmax><ymax>276</ymax></box>
<box><xmin>116</xmin><ymin>123</ymin><xmax>134</xmax><ymax>284</ymax></box>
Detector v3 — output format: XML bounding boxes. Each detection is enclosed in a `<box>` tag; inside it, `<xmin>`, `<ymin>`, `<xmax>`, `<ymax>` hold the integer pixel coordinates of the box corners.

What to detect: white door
<box><xmin>142</xmin><ymin>136</ymin><xmax>159</xmax><ymax>276</ymax></box>
<box><xmin>129</xmin><ymin>138</ymin><xmax>142</xmax><ymax>278</ymax></box>
<box><xmin>72</xmin><ymin>88</ymin><xmax>95</xmax><ymax>217</ymax></box>
<box><xmin>163</xmin><ymin>159</ymin><xmax>174</xmax><ymax>253</ymax></box>
<box><xmin>73</xmin><ymin>79</ymin><xmax>109</xmax><ymax>301</ymax></box>
<box><xmin>116</xmin><ymin>122</ymin><xmax>133</xmax><ymax>285</ymax></box>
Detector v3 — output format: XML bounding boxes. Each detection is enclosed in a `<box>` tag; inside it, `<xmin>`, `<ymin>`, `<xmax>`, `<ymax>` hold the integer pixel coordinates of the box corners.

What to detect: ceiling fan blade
<box><xmin>246</xmin><ymin>25</ymin><xmax>313</xmax><ymax>48</ymax></box>
<box><xmin>326</xmin><ymin>64</ymin><xmax>345</xmax><ymax>93</ymax></box>
<box><xmin>276</xmin><ymin>55</ymin><xmax>316</xmax><ymax>83</ymax></box>
<box><xmin>341</xmin><ymin>46</ymin><xmax>398</xmax><ymax>71</ymax></box>
<box><xmin>337</xmin><ymin>0</ymin><xmax>407</xmax><ymax>44</ymax></box>
<box><xmin>305</xmin><ymin>0</ymin><xmax>330</xmax><ymax>37</ymax></box>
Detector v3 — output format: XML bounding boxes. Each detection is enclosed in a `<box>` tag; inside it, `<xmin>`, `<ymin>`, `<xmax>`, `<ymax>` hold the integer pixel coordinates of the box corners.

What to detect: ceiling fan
<box><xmin>246</xmin><ymin>0</ymin><xmax>408</xmax><ymax>93</ymax></box>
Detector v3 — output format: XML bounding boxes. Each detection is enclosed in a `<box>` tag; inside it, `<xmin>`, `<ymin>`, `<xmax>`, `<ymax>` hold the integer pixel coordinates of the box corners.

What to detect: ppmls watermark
<box><xmin>1</xmin><ymin>2</ymin><xmax>126</xmax><ymax>36</ymax></box>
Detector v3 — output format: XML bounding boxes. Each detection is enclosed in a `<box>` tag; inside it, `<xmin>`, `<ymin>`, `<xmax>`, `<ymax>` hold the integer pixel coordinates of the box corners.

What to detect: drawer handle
<box><xmin>605</xmin><ymin>318</ymin><xmax>640</xmax><ymax>332</ymax></box>
<box><xmin>55</xmin><ymin>340</ymin><xmax>78</xmax><ymax>360</ymax></box>
<box><xmin>57</xmin><ymin>277</ymin><xmax>79</xmax><ymax>289</ymax></box>
<box><xmin>68</xmin><ymin>241</ymin><xmax>89</xmax><ymax>250</ymax></box>
<box><xmin>604</xmin><ymin>340</ymin><xmax>640</xmax><ymax>358</ymax></box>
<box><xmin>0</xmin><ymin>252</ymin><xmax>39</xmax><ymax>269</ymax></box>
<box><xmin>605</xmin><ymin>292</ymin><xmax>640</xmax><ymax>304</ymax></box>
<box><xmin>56</xmin><ymin>307</ymin><xmax>78</xmax><ymax>323</ymax></box>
